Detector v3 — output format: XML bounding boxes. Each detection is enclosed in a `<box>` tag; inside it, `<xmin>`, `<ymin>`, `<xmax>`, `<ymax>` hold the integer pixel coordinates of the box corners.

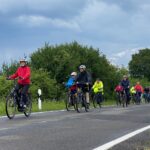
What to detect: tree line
<box><xmin>0</xmin><ymin>42</ymin><xmax>149</xmax><ymax>101</ymax></box>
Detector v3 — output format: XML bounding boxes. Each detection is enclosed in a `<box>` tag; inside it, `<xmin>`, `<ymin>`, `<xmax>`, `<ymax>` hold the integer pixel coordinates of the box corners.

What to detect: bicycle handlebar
<box><xmin>76</xmin><ymin>82</ymin><xmax>90</xmax><ymax>85</ymax></box>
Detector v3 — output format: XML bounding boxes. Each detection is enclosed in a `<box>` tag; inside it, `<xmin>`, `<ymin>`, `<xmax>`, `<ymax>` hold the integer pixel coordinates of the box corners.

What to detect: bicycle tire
<box><xmin>6</xmin><ymin>94</ymin><xmax>16</xmax><ymax>119</ymax></box>
<box><xmin>76</xmin><ymin>94</ymin><xmax>82</xmax><ymax>113</ymax></box>
<box><xmin>76</xmin><ymin>94</ymin><xmax>88</xmax><ymax>113</ymax></box>
<box><xmin>24</xmin><ymin>94</ymin><xmax>32</xmax><ymax>117</ymax></box>
<box><xmin>65</xmin><ymin>93</ymin><xmax>76</xmax><ymax>111</ymax></box>
<box><xmin>93</xmin><ymin>95</ymin><xmax>101</xmax><ymax>108</ymax></box>
<box><xmin>72</xmin><ymin>95</ymin><xmax>77</xmax><ymax>111</ymax></box>
<box><xmin>116</xmin><ymin>93</ymin><xmax>121</xmax><ymax>106</ymax></box>
<box><xmin>65</xmin><ymin>95</ymin><xmax>70</xmax><ymax>111</ymax></box>
<box><xmin>125</xmin><ymin>94</ymin><xmax>128</xmax><ymax>107</ymax></box>
<box><xmin>82</xmin><ymin>96</ymin><xmax>88</xmax><ymax>112</ymax></box>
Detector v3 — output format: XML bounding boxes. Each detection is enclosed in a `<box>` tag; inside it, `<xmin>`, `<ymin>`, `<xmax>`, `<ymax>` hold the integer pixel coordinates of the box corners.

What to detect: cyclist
<box><xmin>114</xmin><ymin>83</ymin><xmax>124</xmax><ymax>105</ymax></box>
<box><xmin>134</xmin><ymin>82</ymin><xmax>143</xmax><ymax>104</ymax></box>
<box><xmin>75</xmin><ymin>65</ymin><xmax>92</xmax><ymax>108</ymax></box>
<box><xmin>65</xmin><ymin>72</ymin><xmax>77</xmax><ymax>105</ymax></box>
<box><xmin>92</xmin><ymin>78</ymin><xmax>104</xmax><ymax>104</ymax></box>
<box><xmin>121</xmin><ymin>75</ymin><xmax>130</xmax><ymax>104</ymax></box>
<box><xmin>130</xmin><ymin>86</ymin><xmax>136</xmax><ymax>104</ymax></box>
<box><xmin>115</xmin><ymin>83</ymin><xmax>124</xmax><ymax>93</ymax></box>
<box><xmin>143</xmin><ymin>87</ymin><xmax>150</xmax><ymax>103</ymax></box>
<box><xmin>8</xmin><ymin>58</ymin><xmax>31</xmax><ymax>110</ymax></box>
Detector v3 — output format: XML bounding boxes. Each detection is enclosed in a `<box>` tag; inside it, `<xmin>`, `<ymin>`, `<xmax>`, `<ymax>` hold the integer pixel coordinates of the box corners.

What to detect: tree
<box><xmin>30</xmin><ymin>41</ymin><xmax>122</xmax><ymax>99</ymax></box>
<box><xmin>129</xmin><ymin>49</ymin><xmax>150</xmax><ymax>80</ymax></box>
<box><xmin>30</xmin><ymin>69</ymin><xmax>58</xmax><ymax>100</ymax></box>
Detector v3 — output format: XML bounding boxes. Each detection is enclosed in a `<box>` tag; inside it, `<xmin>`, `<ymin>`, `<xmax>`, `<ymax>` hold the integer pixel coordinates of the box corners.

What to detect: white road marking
<box><xmin>93</xmin><ymin>125</ymin><xmax>150</xmax><ymax>150</ymax></box>
<box><xmin>0</xmin><ymin>109</ymin><xmax>66</xmax><ymax>119</ymax></box>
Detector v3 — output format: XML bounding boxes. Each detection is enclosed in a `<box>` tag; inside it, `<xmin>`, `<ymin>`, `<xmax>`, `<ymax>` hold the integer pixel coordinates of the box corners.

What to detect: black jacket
<box><xmin>76</xmin><ymin>71</ymin><xmax>92</xmax><ymax>84</ymax></box>
<box><xmin>121</xmin><ymin>79</ymin><xmax>130</xmax><ymax>89</ymax></box>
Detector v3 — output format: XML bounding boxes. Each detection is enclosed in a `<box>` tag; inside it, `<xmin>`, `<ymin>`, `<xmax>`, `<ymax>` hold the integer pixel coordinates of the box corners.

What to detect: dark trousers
<box><xmin>15</xmin><ymin>84</ymin><xmax>30</xmax><ymax>104</ymax></box>
<box><xmin>95</xmin><ymin>92</ymin><xmax>103</xmax><ymax>103</ymax></box>
<box><xmin>125</xmin><ymin>88</ymin><xmax>130</xmax><ymax>102</ymax></box>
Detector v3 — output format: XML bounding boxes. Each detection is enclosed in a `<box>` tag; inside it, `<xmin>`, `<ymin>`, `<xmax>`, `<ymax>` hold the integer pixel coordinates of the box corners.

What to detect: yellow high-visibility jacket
<box><xmin>130</xmin><ymin>86</ymin><xmax>136</xmax><ymax>94</ymax></box>
<box><xmin>92</xmin><ymin>81</ymin><xmax>103</xmax><ymax>94</ymax></box>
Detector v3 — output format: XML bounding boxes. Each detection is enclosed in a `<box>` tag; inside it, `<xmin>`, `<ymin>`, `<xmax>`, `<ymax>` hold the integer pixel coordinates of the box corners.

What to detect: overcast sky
<box><xmin>0</xmin><ymin>0</ymin><xmax>150</xmax><ymax>67</ymax></box>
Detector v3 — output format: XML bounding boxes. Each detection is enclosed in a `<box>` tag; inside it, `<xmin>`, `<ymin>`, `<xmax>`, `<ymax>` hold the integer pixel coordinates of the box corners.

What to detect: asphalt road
<box><xmin>0</xmin><ymin>104</ymin><xmax>150</xmax><ymax>150</ymax></box>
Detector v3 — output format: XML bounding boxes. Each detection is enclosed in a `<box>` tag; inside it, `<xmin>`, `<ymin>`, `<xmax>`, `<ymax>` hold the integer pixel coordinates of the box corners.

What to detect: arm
<box><xmin>100</xmin><ymin>81</ymin><xmax>103</xmax><ymax>89</ymax></box>
<box><xmin>92</xmin><ymin>82</ymin><xmax>96</xmax><ymax>89</ymax></box>
<box><xmin>87</xmin><ymin>72</ymin><xmax>92</xmax><ymax>83</ymax></box>
<box><xmin>9</xmin><ymin>69</ymin><xmax>19</xmax><ymax>79</ymax></box>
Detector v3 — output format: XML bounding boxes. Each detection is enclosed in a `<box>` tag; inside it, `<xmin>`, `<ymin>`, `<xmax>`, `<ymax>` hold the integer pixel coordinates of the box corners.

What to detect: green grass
<box><xmin>102</xmin><ymin>99</ymin><xmax>116</xmax><ymax>106</ymax></box>
<box><xmin>32</xmin><ymin>100</ymin><xmax>65</xmax><ymax>112</ymax></box>
<box><xmin>0</xmin><ymin>100</ymin><xmax>66</xmax><ymax>116</ymax></box>
<box><xmin>0</xmin><ymin>102</ymin><xmax>5</xmax><ymax>115</ymax></box>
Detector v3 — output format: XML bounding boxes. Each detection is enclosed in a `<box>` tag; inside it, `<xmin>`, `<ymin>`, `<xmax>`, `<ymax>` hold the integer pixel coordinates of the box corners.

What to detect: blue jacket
<box><xmin>65</xmin><ymin>77</ymin><xmax>75</xmax><ymax>88</ymax></box>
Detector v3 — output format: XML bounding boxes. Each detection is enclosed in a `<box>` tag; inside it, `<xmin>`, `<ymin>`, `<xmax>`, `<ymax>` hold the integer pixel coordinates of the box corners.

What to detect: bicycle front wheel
<box><xmin>76</xmin><ymin>95</ymin><xmax>88</xmax><ymax>113</ymax></box>
<box><xmin>93</xmin><ymin>94</ymin><xmax>102</xmax><ymax>109</ymax></box>
<box><xmin>24</xmin><ymin>94</ymin><xmax>32</xmax><ymax>117</ymax></box>
<box><xmin>6</xmin><ymin>95</ymin><xmax>16</xmax><ymax>119</ymax></box>
<box><xmin>65</xmin><ymin>93</ymin><xmax>71</xmax><ymax>111</ymax></box>
<box><xmin>76</xmin><ymin>95</ymin><xmax>84</xmax><ymax>113</ymax></box>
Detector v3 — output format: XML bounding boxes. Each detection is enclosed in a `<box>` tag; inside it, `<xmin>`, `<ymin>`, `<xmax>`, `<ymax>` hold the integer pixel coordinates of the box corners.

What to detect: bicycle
<box><xmin>135</xmin><ymin>91</ymin><xmax>142</xmax><ymax>105</ymax></box>
<box><xmin>130</xmin><ymin>93</ymin><xmax>136</xmax><ymax>104</ymax></box>
<box><xmin>6</xmin><ymin>79</ymin><xmax>32</xmax><ymax>119</ymax></box>
<box><xmin>92</xmin><ymin>91</ymin><xmax>103</xmax><ymax>108</ymax></box>
<box><xmin>143</xmin><ymin>92</ymin><xmax>150</xmax><ymax>103</ymax></box>
<box><xmin>65</xmin><ymin>88</ymin><xmax>77</xmax><ymax>111</ymax></box>
<box><xmin>75</xmin><ymin>82</ymin><xmax>88</xmax><ymax>113</ymax></box>
<box><xmin>120</xmin><ymin>90</ymin><xmax>128</xmax><ymax>107</ymax></box>
<box><xmin>115</xmin><ymin>92</ymin><xmax>122</xmax><ymax>106</ymax></box>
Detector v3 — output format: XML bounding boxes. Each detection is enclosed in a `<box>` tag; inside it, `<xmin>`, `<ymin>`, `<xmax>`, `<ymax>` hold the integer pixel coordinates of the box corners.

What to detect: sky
<box><xmin>0</xmin><ymin>0</ymin><xmax>150</xmax><ymax>67</ymax></box>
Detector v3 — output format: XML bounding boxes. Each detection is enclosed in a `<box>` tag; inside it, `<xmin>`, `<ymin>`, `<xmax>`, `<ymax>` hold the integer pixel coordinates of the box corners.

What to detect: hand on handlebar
<box><xmin>6</xmin><ymin>77</ymin><xmax>11</xmax><ymax>80</ymax></box>
<box><xmin>76</xmin><ymin>82</ymin><xmax>89</xmax><ymax>85</ymax></box>
<box><xmin>19</xmin><ymin>76</ymin><xmax>24</xmax><ymax>80</ymax></box>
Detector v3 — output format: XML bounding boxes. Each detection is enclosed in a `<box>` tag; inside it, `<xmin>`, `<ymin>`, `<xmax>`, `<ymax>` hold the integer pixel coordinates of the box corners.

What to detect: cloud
<box><xmin>109</xmin><ymin>48</ymin><xmax>140</xmax><ymax>67</ymax></box>
<box><xmin>1</xmin><ymin>0</ymin><xmax>150</xmax><ymax>66</ymax></box>
<box><xmin>16</xmin><ymin>15</ymin><xmax>81</xmax><ymax>31</ymax></box>
<box><xmin>0</xmin><ymin>0</ymin><xmax>87</xmax><ymax>19</ymax></box>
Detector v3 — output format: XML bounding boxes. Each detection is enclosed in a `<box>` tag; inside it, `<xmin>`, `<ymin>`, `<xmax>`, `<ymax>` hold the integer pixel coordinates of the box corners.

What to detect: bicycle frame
<box><xmin>6</xmin><ymin>79</ymin><xmax>32</xmax><ymax>119</ymax></box>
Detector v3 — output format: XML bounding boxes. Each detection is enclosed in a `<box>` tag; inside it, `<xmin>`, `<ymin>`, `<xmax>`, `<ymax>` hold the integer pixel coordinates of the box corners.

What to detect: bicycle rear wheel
<box><xmin>6</xmin><ymin>95</ymin><xmax>16</xmax><ymax>119</ymax></box>
<box><xmin>93</xmin><ymin>94</ymin><xmax>101</xmax><ymax>108</ymax></box>
<box><xmin>65</xmin><ymin>94</ymin><xmax>70</xmax><ymax>111</ymax></box>
<box><xmin>24</xmin><ymin>94</ymin><xmax>32</xmax><ymax>117</ymax></box>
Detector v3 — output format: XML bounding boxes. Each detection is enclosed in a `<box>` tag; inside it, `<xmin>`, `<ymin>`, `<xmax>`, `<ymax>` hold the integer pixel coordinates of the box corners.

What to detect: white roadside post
<box><xmin>38</xmin><ymin>89</ymin><xmax>42</xmax><ymax>110</ymax></box>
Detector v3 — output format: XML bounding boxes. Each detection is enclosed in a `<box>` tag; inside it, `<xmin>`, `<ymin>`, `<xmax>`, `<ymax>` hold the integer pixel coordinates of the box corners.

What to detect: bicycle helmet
<box><xmin>123</xmin><ymin>75</ymin><xmax>127</xmax><ymax>78</ymax></box>
<box><xmin>19</xmin><ymin>58</ymin><xmax>26</xmax><ymax>63</ymax></box>
<box><xmin>19</xmin><ymin>58</ymin><xmax>27</xmax><ymax>66</ymax></box>
<box><xmin>79</xmin><ymin>65</ymin><xmax>86</xmax><ymax>69</ymax></box>
<box><xmin>71</xmin><ymin>72</ymin><xmax>77</xmax><ymax>76</ymax></box>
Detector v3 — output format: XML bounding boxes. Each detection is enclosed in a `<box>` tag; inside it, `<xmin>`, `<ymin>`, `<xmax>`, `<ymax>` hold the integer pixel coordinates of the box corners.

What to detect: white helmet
<box><xmin>71</xmin><ymin>72</ymin><xmax>77</xmax><ymax>76</ymax></box>
<box><xmin>79</xmin><ymin>65</ymin><xmax>86</xmax><ymax>69</ymax></box>
<box><xmin>19</xmin><ymin>58</ymin><xmax>27</xmax><ymax>63</ymax></box>
<box><xmin>19</xmin><ymin>58</ymin><xmax>26</xmax><ymax>63</ymax></box>
<box><xmin>19</xmin><ymin>58</ymin><xmax>27</xmax><ymax>67</ymax></box>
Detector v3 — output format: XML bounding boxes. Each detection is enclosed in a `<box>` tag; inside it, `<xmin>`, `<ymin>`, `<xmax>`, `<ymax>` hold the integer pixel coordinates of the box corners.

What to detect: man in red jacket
<box><xmin>9</xmin><ymin>59</ymin><xmax>31</xmax><ymax>109</ymax></box>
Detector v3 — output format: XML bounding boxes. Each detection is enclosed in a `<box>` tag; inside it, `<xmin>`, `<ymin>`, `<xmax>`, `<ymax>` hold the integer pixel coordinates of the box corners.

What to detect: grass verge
<box><xmin>0</xmin><ymin>99</ymin><xmax>116</xmax><ymax>117</ymax></box>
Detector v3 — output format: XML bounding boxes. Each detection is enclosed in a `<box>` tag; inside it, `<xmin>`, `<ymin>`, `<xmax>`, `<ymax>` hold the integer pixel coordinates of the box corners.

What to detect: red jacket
<box><xmin>115</xmin><ymin>85</ymin><xmax>124</xmax><ymax>92</ymax></box>
<box><xmin>134</xmin><ymin>84</ymin><xmax>143</xmax><ymax>93</ymax></box>
<box><xmin>10</xmin><ymin>66</ymin><xmax>31</xmax><ymax>85</ymax></box>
